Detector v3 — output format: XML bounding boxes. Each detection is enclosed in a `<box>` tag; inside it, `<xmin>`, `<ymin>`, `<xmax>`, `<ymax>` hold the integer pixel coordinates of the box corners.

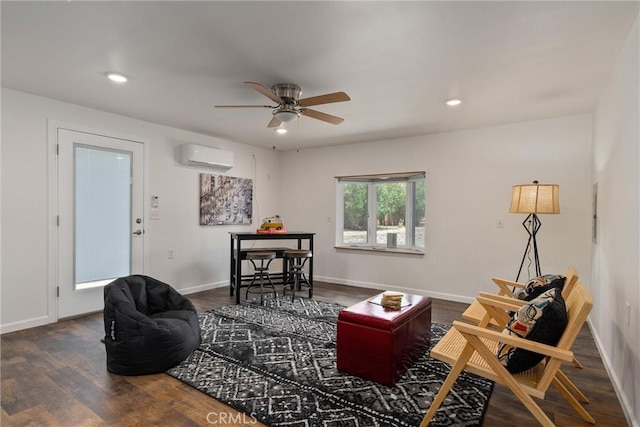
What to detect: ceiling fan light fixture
<box><xmin>274</xmin><ymin>110</ymin><xmax>299</xmax><ymax>123</ymax></box>
<box><xmin>218</xmin><ymin>82</ymin><xmax>349</xmax><ymax>127</ymax></box>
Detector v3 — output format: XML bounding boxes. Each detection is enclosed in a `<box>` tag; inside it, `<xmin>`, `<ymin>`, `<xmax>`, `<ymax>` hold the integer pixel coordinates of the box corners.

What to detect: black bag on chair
<box><xmin>103</xmin><ymin>275</ymin><xmax>201</xmax><ymax>375</ymax></box>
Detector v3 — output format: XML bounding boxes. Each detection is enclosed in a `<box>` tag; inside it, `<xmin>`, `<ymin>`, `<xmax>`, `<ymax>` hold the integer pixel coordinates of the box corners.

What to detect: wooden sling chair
<box><xmin>420</xmin><ymin>281</ymin><xmax>594</xmax><ymax>427</ymax></box>
<box><xmin>461</xmin><ymin>265</ymin><xmax>583</xmax><ymax>368</ymax></box>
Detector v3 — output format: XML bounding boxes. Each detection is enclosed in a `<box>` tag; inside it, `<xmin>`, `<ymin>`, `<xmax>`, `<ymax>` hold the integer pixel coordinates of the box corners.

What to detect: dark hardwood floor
<box><xmin>1</xmin><ymin>281</ymin><xmax>628</xmax><ymax>426</ymax></box>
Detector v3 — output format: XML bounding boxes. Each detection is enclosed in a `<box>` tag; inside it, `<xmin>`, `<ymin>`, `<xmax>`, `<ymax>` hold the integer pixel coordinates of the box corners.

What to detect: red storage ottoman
<box><xmin>336</xmin><ymin>293</ymin><xmax>432</xmax><ymax>386</ymax></box>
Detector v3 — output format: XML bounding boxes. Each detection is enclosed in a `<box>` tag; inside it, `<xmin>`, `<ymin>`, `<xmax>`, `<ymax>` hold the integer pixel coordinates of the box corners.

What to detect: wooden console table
<box><xmin>229</xmin><ymin>231</ymin><xmax>315</xmax><ymax>304</ymax></box>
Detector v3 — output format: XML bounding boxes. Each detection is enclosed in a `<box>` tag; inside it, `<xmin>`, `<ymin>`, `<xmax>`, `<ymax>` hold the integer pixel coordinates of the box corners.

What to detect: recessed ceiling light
<box><xmin>107</xmin><ymin>72</ymin><xmax>128</xmax><ymax>83</ymax></box>
<box><xmin>445</xmin><ymin>98</ymin><xmax>462</xmax><ymax>107</ymax></box>
<box><xmin>276</xmin><ymin>128</ymin><xmax>287</xmax><ymax>134</ymax></box>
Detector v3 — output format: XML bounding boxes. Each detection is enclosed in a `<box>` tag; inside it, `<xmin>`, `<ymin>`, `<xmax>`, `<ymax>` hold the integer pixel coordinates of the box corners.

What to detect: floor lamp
<box><xmin>510</xmin><ymin>181</ymin><xmax>560</xmax><ymax>282</ymax></box>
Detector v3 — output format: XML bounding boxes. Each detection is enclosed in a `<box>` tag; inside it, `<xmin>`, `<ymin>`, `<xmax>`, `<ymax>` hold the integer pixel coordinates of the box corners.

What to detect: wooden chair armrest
<box><xmin>492</xmin><ymin>277</ymin><xmax>524</xmax><ymax>297</ymax></box>
<box><xmin>492</xmin><ymin>277</ymin><xmax>524</xmax><ymax>288</ymax></box>
<box><xmin>476</xmin><ymin>293</ymin><xmax>526</xmax><ymax>312</ymax></box>
<box><xmin>473</xmin><ymin>294</ymin><xmax>522</xmax><ymax>328</ymax></box>
<box><xmin>452</xmin><ymin>320</ymin><xmax>574</xmax><ymax>362</ymax></box>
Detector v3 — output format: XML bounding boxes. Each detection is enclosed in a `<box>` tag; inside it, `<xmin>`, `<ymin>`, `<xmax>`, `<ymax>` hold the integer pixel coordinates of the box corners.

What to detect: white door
<box><xmin>57</xmin><ymin>128</ymin><xmax>144</xmax><ymax>318</ymax></box>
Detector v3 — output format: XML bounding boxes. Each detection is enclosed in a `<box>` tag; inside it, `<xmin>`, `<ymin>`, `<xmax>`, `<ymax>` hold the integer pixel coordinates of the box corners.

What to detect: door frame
<box><xmin>47</xmin><ymin>120</ymin><xmax>149</xmax><ymax>321</ymax></box>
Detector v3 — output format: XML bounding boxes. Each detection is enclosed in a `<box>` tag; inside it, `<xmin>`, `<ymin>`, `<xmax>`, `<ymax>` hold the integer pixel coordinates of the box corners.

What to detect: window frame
<box><xmin>335</xmin><ymin>171</ymin><xmax>425</xmax><ymax>253</ymax></box>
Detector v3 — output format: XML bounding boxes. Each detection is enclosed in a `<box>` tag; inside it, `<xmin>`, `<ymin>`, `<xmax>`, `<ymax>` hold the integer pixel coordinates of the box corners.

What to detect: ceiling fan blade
<box><xmin>298</xmin><ymin>92</ymin><xmax>350</xmax><ymax>107</ymax></box>
<box><xmin>267</xmin><ymin>116</ymin><xmax>282</xmax><ymax>128</ymax></box>
<box><xmin>300</xmin><ymin>108</ymin><xmax>344</xmax><ymax>125</ymax></box>
<box><xmin>244</xmin><ymin>82</ymin><xmax>283</xmax><ymax>104</ymax></box>
<box><xmin>214</xmin><ymin>105</ymin><xmax>273</xmax><ymax>108</ymax></box>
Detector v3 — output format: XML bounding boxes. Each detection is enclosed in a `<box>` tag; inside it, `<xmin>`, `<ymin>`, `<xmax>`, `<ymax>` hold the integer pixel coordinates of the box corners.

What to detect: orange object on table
<box><xmin>255</xmin><ymin>228</ymin><xmax>288</xmax><ymax>234</ymax></box>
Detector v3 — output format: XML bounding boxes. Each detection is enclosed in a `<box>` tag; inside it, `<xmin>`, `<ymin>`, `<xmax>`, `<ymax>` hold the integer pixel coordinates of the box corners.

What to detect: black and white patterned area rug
<box><xmin>167</xmin><ymin>296</ymin><xmax>493</xmax><ymax>426</ymax></box>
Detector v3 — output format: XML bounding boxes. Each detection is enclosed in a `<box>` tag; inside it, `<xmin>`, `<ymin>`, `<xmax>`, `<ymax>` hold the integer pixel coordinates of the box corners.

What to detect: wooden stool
<box><xmin>282</xmin><ymin>249</ymin><xmax>312</xmax><ymax>301</ymax></box>
<box><xmin>245</xmin><ymin>251</ymin><xmax>277</xmax><ymax>304</ymax></box>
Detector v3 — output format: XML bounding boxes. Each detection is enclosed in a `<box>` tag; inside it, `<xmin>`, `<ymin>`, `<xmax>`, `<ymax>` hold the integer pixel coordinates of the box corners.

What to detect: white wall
<box><xmin>592</xmin><ymin>14</ymin><xmax>640</xmax><ymax>426</ymax></box>
<box><xmin>280</xmin><ymin>114</ymin><xmax>593</xmax><ymax>302</ymax></box>
<box><xmin>1</xmin><ymin>89</ymin><xmax>595</xmax><ymax>331</ymax></box>
<box><xmin>0</xmin><ymin>88</ymin><xmax>281</xmax><ymax>332</ymax></box>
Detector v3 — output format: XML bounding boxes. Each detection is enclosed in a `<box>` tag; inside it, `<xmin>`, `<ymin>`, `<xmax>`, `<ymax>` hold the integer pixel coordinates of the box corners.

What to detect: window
<box><xmin>336</xmin><ymin>172</ymin><xmax>425</xmax><ymax>252</ymax></box>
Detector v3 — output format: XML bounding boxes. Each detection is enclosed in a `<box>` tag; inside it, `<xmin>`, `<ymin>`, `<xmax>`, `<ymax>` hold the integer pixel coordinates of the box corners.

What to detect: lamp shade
<box><xmin>510</xmin><ymin>182</ymin><xmax>560</xmax><ymax>214</ymax></box>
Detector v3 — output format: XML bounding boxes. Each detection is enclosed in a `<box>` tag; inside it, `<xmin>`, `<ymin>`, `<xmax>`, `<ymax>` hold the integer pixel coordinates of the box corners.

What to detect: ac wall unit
<box><xmin>180</xmin><ymin>144</ymin><xmax>234</xmax><ymax>170</ymax></box>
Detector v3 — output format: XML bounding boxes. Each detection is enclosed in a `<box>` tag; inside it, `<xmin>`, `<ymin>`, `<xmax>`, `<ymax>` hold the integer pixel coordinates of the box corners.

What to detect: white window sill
<box><xmin>334</xmin><ymin>245</ymin><xmax>424</xmax><ymax>255</ymax></box>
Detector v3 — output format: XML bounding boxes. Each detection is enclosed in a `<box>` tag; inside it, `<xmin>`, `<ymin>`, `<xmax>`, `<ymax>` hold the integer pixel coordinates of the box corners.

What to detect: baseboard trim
<box><xmin>1</xmin><ymin>315</ymin><xmax>54</xmax><ymax>335</ymax></box>
<box><xmin>1</xmin><ymin>281</ymin><xmax>229</xmax><ymax>335</ymax></box>
<box><xmin>179</xmin><ymin>280</ymin><xmax>228</xmax><ymax>295</ymax></box>
<box><xmin>314</xmin><ymin>275</ymin><xmax>475</xmax><ymax>305</ymax></box>
<box><xmin>588</xmin><ymin>319</ymin><xmax>639</xmax><ymax>426</ymax></box>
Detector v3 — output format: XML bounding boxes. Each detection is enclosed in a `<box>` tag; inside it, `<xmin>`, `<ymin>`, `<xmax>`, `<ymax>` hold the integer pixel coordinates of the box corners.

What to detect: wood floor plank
<box><xmin>0</xmin><ymin>281</ymin><xmax>629</xmax><ymax>426</ymax></box>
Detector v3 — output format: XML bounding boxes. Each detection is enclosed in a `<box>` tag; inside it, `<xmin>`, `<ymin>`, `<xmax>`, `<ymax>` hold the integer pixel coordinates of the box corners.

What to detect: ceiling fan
<box><xmin>215</xmin><ymin>82</ymin><xmax>350</xmax><ymax>128</ymax></box>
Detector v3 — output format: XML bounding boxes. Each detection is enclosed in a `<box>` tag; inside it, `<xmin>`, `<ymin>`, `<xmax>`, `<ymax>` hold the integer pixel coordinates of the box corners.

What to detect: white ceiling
<box><xmin>2</xmin><ymin>1</ymin><xmax>638</xmax><ymax>151</ymax></box>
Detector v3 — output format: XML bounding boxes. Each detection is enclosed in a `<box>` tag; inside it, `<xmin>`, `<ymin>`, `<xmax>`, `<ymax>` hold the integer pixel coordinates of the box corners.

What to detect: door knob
<box><xmin>132</xmin><ymin>229</ymin><xmax>143</xmax><ymax>235</ymax></box>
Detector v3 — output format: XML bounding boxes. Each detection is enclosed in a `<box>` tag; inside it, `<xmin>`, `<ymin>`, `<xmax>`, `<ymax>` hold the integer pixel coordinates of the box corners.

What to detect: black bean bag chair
<box><xmin>103</xmin><ymin>275</ymin><xmax>201</xmax><ymax>375</ymax></box>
